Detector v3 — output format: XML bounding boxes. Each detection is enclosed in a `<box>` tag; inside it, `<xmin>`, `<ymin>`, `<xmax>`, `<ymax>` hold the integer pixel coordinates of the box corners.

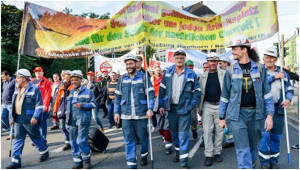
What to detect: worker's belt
<box><xmin>240</xmin><ymin>106</ymin><xmax>256</xmax><ymax>110</ymax></box>
<box><xmin>205</xmin><ymin>101</ymin><xmax>220</xmax><ymax>105</ymax></box>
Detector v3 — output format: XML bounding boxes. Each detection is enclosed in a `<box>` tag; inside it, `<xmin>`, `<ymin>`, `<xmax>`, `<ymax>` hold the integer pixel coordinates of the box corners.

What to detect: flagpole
<box><xmin>18</xmin><ymin>2</ymin><xmax>29</xmax><ymax>70</ymax></box>
<box><xmin>276</xmin><ymin>17</ymin><xmax>291</xmax><ymax>163</ymax></box>
<box><xmin>144</xmin><ymin>45</ymin><xmax>154</xmax><ymax>169</ymax></box>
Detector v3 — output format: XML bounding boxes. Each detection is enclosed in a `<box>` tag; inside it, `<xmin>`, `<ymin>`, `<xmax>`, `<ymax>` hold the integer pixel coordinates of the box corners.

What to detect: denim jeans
<box><xmin>1</xmin><ymin>104</ymin><xmax>12</xmax><ymax>130</ymax></box>
<box><xmin>92</xmin><ymin>103</ymin><xmax>103</xmax><ymax>129</ymax></box>
<box><xmin>107</xmin><ymin>99</ymin><xmax>115</xmax><ymax>126</ymax></box>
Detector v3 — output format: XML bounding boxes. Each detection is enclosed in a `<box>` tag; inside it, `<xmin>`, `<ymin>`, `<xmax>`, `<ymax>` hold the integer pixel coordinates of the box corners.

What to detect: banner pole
<box><xmin>277</xmin><ymin>31</ymin><xmax>291</xmax><ymax>164</ymax></box>
<box><xmin>144</xmin><ymin>45</ymin><xmax>154</xmax><ymax>169</ymax></box>
<box><xmin>18</xmin><ymin>2</ymin><xmax>30</xmax><ymax>70</ymax></box>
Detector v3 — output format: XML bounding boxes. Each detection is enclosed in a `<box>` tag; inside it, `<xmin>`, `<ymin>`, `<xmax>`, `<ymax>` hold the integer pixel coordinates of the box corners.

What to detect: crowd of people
<box><xmin>1</xmin><ymin>37</ymin><xmax>299</xmax><ymax>169</ymax></box>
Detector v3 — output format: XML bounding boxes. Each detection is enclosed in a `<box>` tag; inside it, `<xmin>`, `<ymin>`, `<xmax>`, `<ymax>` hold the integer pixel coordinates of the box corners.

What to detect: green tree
<box><xmin>62</xmin><ymin>7</ymin><xmax>72</xmax><ymax>15</ymax></box>
<box><xmin>1</xmin><ymin>2</ymin><xmax>39</xmax><ymax>75</ymax></box>
<box><xmin>1</xmin><ymin>2</ymin><xmax>111</xmax><ymax>77</ymax></box>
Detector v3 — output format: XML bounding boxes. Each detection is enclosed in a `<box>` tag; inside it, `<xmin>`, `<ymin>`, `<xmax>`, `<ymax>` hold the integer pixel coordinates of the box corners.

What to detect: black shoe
<box><xmin>40</xmin><ymin>152</ymin><xmax>49</xmax><ymax>162</ymax></box>
<box><xmin>108</xmin><ymin>124</ymin><xmax>115</xmax><ymax>129</ymax></box>
<box><xmin>140</xmin><ymin>157</ymin><xmax>148</xmax><ymax>166</ymax></box>
<box><xmin>50</xmin><ymin>125</ymin><xmax>59</xmax><ymax>130</ymax></box>
<box><xmin>204</xmin><ymin>157</ymin><xmax>213</xmax><ymax>166</ymax></box>
<box><xmin>165</xmin><ymin>149</ymin><xmax>172</xmax><ymax>155</ymax></box>
<box><xmin>271</xmin><ymin>164</ymin><xmax>279</xmax><ymax>169</ymax></box>
<box><xmin>6</xmin><ymin>164</ymin><xmax>21</xmax><ymax>169</ymax></box>
<box><xmin>62</xmin><ymin>143</ymin><xmax>71</xmax><ymax>150</ymax></box>
<box><xmin>83</xmin><ymin>160</ymin><xmax>91</xmax><ymax>169</ymax></box>
<box><xmin>261</xmin><ymin>164</ymin><xmax>270</xmax><ymax>169</ymax></box>
<box><xmin>214</xmin><ymin>154</ymin><xmax>223</xmax><ymax>162</ymax></box>
<box><xmin>291</xmin><ymin>144</ymin><xmax>299</xmax><ymax>150</ymax></box>
<box><xmin>72</xmin><ymin>163</ymin><xmax>83</xmax><ymax>169</ymax></box>
<box><xmin>192</xmin><ymin>131</ymin><xmax>198</xmax><ymax>139</ymax></box>
<box><xmin>173</xmin><ymin>152</ymin><xmax>179</xmax><ymax>162</ymax></box>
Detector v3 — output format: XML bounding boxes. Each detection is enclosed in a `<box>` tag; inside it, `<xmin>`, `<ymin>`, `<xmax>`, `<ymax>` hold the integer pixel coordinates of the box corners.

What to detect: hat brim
<box><xmin>33</xmin><ymin>69</ymin><xmax>43</xmax><ymax>72</ymax></box>
<box><xmin>264</xmin><ymin>52</ymin><xmax>278</xmax><ymax>58</ymax></box>
<box><xmin>71</xmin><ymin>75</ymin><xmax>83</xmax><ymax>78</ymax></box>
<box><xmin>227</xmin><ymin>44</ymin><xmax>251</xmax><ymax>48</ymax></box>
<box><xmin>124</xmin><ymin>58</ymin><xmax>138</xmax><ymax>63</ymax></box>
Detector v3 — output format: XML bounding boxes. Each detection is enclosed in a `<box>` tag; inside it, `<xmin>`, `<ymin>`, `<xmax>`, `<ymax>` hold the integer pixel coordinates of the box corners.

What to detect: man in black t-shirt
<box><xmin>199</xmin><ymin>53</ymin><xmax>226</xmax><ymax>166</ymax></box>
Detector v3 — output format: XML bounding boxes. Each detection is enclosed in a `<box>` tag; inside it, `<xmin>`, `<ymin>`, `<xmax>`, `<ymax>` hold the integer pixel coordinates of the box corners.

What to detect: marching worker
<box><xmin>114</xmin><ymin>54</ymin><xmax>155</xmax><ymax>169</ymax></box>
<box><xmin>219</xmin><ymin>37</ymin><xmax>274</xmax><ymax>169</ymax></box>
<box><xmin>203</xmin><ymin>62</ymin><xmax>209</xmax><ymax>72</ymax></box>
<box><xmin>66</xmin><ymin>70</ymin><xmax>96</xmax><ymax>169</ymax></box>
<box><xmin>152</xmin><ymin>65</ymin><xmax>173</xmax><ymax>155</ymax></box>
<box><xmin>86</xmin><ymin>71</ymin><xmax>104</xmax><ymax>131</ymax></box>
<box><xmin>258</xmin><ymin>47</ymin><xmax>294</xmax><ymax>169</ymax></box>
<box><xmin>49</xmin><ymin>73</ymin><xmax>61</xmax><ymax>130</ymax></box>
<box><xmin>218</xmin><ymin>56</ymin><xmax>231</xmax><ymax>70</ymax></box>
<box><xmin>159</xmin><ymin>49</ymin><xmax>201</xmax><ymax>168</ymax></box>
<box><xmin>53</xmin><ymin>70</ymin><xmax>72</xmax><ymax>150</ymax></box>
<box><xmin>6</xmin><ymin>69</ymin><xmax>49</xmax><ymax>169</ymax></box>
<box><xmin>199</xmin><ymin>53</ymin><xmax>226</xmax><ymax>166</ymax></box>
<box><xmin>1</xmin><ymin>70</ymin><xmax>16</xmax><ymax>139</ymax></box>
<box><xmin>184</xmin><ymin>60</ymin><xmax>199</xmax><ymax>139</ymax></box>
<box><xmin>106</xmin><ymin>70</ymin><xmax>119</xmax><ymax>129</ymax></box>
<box><xmin>31</xmin><ymin>66</ymin><xmax>52</xmax><ymax>141</ymax></box>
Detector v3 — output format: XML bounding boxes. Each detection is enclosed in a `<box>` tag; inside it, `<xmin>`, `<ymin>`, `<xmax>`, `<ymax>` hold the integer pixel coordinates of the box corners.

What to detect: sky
<box><xmin>2</xmin><ymin>0</ymin><xmax>300</xmax><ymax>60</ymax></box>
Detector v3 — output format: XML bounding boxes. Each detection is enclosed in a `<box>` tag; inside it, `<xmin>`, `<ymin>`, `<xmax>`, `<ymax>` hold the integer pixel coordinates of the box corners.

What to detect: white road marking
<box><xmin>189</xmin><ymin>135</ymin><xmax>203</xmax><ymax>158</ymax></box>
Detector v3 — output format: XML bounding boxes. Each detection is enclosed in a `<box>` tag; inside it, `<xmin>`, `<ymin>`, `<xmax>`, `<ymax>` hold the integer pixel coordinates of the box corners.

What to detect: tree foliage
<box><xmin>1</xmin><ymin>2</ymin><xmax>110</xmax><ymax>78</ymax></box>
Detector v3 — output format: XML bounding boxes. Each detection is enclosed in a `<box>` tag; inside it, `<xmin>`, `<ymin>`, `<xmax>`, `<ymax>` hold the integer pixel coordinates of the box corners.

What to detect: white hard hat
<box><xmin>228</xmin><ymin>36</ymin><xmax>251</xmax><ymax>48</ymax></box>
<box><xmin>124</xmin><ymin>54</ymin><xmax>138</xmax><ymax>63</ymax></box>
<box><xmin>207</xmin><ymin>52</ymin><xmax>219</xmax><ymax>61</ymax></box>
<box><xmin>15</xmin><ymin>68</ymin><xmax>31</xmax><ymax>78</ymax></box>
<box><xmin>219</xmin><ymin>56</ymin><xmax>231</xmax><ymax>63</ymax></box>
<box><xmin>264</xmin><ymin>47</ymin><xmax>278</xmax><ymax>58</ymax></box>
<box><xmin>71</xmin><ymin>70</ymin><xmax>83</xmax><ymax>78</ymax></box>
<box><xmin>65</xmin><ymin>70</ymin><xmax>72</xmax><ymax>75</ymax></box>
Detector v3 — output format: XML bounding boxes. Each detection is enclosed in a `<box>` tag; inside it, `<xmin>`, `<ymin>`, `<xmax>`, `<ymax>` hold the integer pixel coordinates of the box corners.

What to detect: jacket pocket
<box><xmin>24</xmin><ymin>95</ymin><xmax>35</xmax><ymax>105</ymax></box>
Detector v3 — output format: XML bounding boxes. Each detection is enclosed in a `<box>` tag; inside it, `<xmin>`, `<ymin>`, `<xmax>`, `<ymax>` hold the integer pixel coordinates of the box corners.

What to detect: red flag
<box><xmin>142</xmin><ymin>52</ymin><xmax>148</xmax><ymax>71</ymax></box>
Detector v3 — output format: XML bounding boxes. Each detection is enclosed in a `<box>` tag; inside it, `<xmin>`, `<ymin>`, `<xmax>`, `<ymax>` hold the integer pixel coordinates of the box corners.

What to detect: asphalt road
<box><xmin>1</xmin><ymin>113</ymin><xmax>299</xmax><ymax>169</ymax></box>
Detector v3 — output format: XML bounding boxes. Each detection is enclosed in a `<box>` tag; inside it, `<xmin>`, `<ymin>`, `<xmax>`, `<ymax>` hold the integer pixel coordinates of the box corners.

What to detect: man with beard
<box><xmin>219</xmin><ymin>37</ymin><xmax>274</xmax><ymax>169</ymax></box>
<box><xmin>114</xmin><ymin>55</ymin><xmax>155</xmax><ymax>169</ymax></box>
<box><xmin>6</xmin><ymin>69</ymin><xmax>49</xmax><ymax>169</ymax></box>
<box><xmin>66</xmin><ymin>70</ymin><xmax>96</xmax><ymax>169</ymax></box>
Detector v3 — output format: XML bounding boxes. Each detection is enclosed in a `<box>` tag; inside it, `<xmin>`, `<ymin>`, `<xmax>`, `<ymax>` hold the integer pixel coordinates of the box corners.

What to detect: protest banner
<box><xmin>19</xmin><ymin>1</ymin><xmax>278</xmax><ymax>58</ymax></box>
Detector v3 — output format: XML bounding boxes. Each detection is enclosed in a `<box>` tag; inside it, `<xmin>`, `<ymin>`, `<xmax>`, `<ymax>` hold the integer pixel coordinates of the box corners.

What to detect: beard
<box><xmin>127</xmin><ymin>67</ymin><xmax>136</xmax><ymax>75</ymax></box>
